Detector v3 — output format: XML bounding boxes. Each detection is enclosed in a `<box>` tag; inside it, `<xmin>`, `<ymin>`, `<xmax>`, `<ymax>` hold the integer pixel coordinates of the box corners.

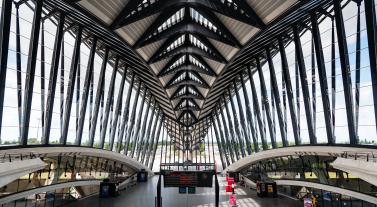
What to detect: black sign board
<box><xmin>188</xmin><ymin>186</ymin><xmax>196</xmax><ymax>194</ymax></box>
<box><xmin>179</xmin><ymin>187</ymin><xmax>187</xmax><ymax>194</ymax></box>
<box><xmin>197</xmin><ymin>171</ymin><xmax>213</xmax><ymax>187</ymax></box>
<box><xmin>137</xmin><ymin>171</ymin><xmax>148</xmax><ymax>182</ymax></box>
<box><xmin>163</xmin><ymin>171</ymin><xmax>214</xmax><ymax>187</ymax></box>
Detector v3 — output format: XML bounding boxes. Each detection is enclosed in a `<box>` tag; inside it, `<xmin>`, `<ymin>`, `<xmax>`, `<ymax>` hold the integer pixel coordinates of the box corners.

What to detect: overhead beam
<box><xmin>137</xmin><ymin>21</ymin><xmax>236</xmax><ymax>48</ymax></box>
<box><xmin>154</xmin><ymin>46</ymin><xmax>225</xmax><ymax>65</ymax></box>
<box><xmin>110</xmin><ymin>0</ymin><xmax>145</xmax><ymax>29</ymax></box>
<box><xmin>165</xmin><ymin>70</ymin><xmax>210</xmax><ymax>89</ymax></box>
<box><xmin>159</xmin><ymin>63</ymin><xmax>215</xmax><ymax>77</ymax></box>
<box><xmin>114</xmin><ymin>0</ymin><xmax>265</xmax><ymax>29</ymax></box>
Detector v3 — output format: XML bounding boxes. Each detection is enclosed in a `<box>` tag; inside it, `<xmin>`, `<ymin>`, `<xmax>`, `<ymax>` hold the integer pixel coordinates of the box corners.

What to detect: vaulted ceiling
<box><xmin>72</xmin><ymin>0</ymin><xmax>298</xmax><ymax>127</ymax></box>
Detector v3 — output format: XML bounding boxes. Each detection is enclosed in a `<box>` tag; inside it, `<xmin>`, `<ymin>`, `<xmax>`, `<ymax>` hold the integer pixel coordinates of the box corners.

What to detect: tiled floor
<box><xmin>64</xmin><ymin>176</ymin><xmax>302</xmax><ymax>207</ymax></box>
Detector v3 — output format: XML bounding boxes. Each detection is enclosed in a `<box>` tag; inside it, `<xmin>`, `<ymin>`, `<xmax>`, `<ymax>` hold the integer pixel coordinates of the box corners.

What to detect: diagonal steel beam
<box><xmin>89</xmin><ymin>48</ymin><xmax>109</xmax><ymax>148</ymax></box>
<box><xmin>150</xmin><ymin>43</ymin><xmax>227</xmax><ymax>64</ymax></box>
<box><xmin>124</xmin><ymin>80</ymin><xmax>141</xmax><ymax>155</ymax></box>
<box><xmin>148</xmin><ymin>33</ymin><xmax>186</xmax><ymax>63</ymax></box>
<box><xmin>234</xmin><ymin>79</ymin><xmax>252</xmax><ymax>155</ymax></box>
<box><xmin>160</xmin><ymin>63</ymin><xmax>215</xmax><ymax>77</ymax></box>
<box><xmin>99</xmin><ymin>57</ymin><xmax>119</xmax><ymax>149</ymax></box>
<box><xmin>43</xmin><ymin>13</ymin><xmax>65</xmax><ymax>144</ymax></box>
<box><xmin>145</xmin><ymin>108</ymin><xmax>162</xmax><ymax>164</ymax></box>
<box><xmin>256</xmin><ymin>56</ymin><xmax>277</xmax><ymax>148</ymax></box>
<box><xmin>364</xmin><ymin>0</ymin><xmax>377</xmax><ymax>137</ymax></box>
<box><xmin>311</xmin><ymin>12</ymin><xmax>335</xmax><ymax>144</ymax></box>
<box><xmin>240</xmin><ymin>72</ymin><xmax>258</xmax><ymax>152</ymax></box>
<box><xmin>138</xmin><ymin>21</ymin><xmax>235</xmax><ymax>48</ymax></box>
<box><xmin>228</xmin><ymin>87</ymin><xmax>246</xmax><ymax>157</ymax></box>
<box><xmin>171</xmin><ymin>85</ymin><xmax>205</xmax><ymax>99</ymax></box>
<box><xmin>278</xmin><ymin>37</ymin><xmax>301</xmax><ymax>145</ymax></box>
<box><xmin>191</xmin><ymin>33</ymin><xmax>228</xmax><ymax>63</ymax></box>
<box><xmin>192</xmin><ymin>5</ymin><xmax>241</xmax><ymax>48</ymax></box>
<box><xmin>174</xmin><ymin>98</ymin><xmax>200</xmax><ymax>111</ymax></box>
<box><xmin>333</xmin><ymin>0</ymin><xmax>356</xmax><ymax>145</ymax></box>
<box><xmin>60</xmin><ymin>26</ymin><xmax>82</xmax><ymax>145</ymax></box>
<box><xmin>247</xmin><ymin>66</ymin><xmax>268</xmax><ymax>150</ymax></box>
<box><xmin>133</xmin><ymin>5</ymin><xmax>185</xmax><ymax>48</ymax></box>
<box><xmin>219</xmin><ymin>103</ymin><xmax>237</xmax><ymax>162</ymax></box>
<box><xmin>130</xmin><ymin>89</ymin><xmax>148</xmax><ymax>157</ymax></box>
<box><xmin>116</xmin><ymin>73</ymin><xmax>135</xmax><ymax>153</ymax></box>
<box><xmin>137</xmin><ymin>98</ymin><xmax>155</xmax><ymax>161</ymax></box>
<box><xmin>114</xmin><ymin>0</ymin><xmax>266</xmax><ymax>29</ymax></box>
<box><xmin>16</xmin><ymin>6</ymin><xmax>23</xmax><ymax>141</ymax></box>
<box><xmin>293</xmin><ymin>25</ymin><xmax>316</xmax><ymax>144</ymax></box>
<box><xmin>165</xmin><ymin>71</ymin><xmax>210</xmax><ymax>89</ymax></box>
<box><xmin>110</xmin><ymin>0</ymin><xmax>145</xmax><ymax>29</ymax></box>
<box><xmin>109</xmin><ymin>66</ymin><xmax>127</xmax><ymax>151</ymax></box>
<box><xmin>0</xmin><ymin>0</ymin><xmax>13</xmax><ymax>141</ymax></box>
<box><xmin>214</xmin><ymin>111</ymin><xmax>231</xmax><ymax>165</ymax></box>
<box><xmin>149</xmin><ymin>115</ymin><xmax>164</xmax><ymax>169</ymax></box>
<box><xmin>142</xmin><ymin>107</ymin><xmax>160</xmax><ymax>164</ymax></box>
<box><xmin>20</xmin><ymin>0</ymin><xmax>43</xmax><ymax>145</ymax></box>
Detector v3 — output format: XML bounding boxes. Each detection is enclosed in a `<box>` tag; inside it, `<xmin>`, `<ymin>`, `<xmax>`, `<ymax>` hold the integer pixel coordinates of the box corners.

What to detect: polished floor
<box><xmin>64</xmin><ymin>175</ymin><xmax>301</xmax><ymax>207</ymax></box>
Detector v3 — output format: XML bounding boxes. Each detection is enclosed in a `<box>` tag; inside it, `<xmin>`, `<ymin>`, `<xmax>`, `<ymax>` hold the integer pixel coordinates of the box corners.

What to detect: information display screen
<box><xmin>163</xmin><ymin>171</ymin><xmax>214</xmax><ymax>187</ymax></box>
<box><xmin>164</xmin><ymin>172</ymin><xmax>197</xmax><ymax>187</ymax></box>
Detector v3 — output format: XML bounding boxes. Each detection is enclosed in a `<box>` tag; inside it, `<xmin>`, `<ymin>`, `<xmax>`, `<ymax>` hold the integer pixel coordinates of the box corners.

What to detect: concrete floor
<box><xmin>64</xmin><ymin>176</ymin><xmax>302</xmax><ymax>207</ymax></box>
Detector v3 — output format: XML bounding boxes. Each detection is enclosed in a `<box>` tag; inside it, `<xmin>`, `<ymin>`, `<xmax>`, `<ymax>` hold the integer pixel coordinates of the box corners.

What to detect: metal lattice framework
<box><xmin>0</xmin><ymin>0</ymin><xmax>376</xmax><ymax>174</ymax></box>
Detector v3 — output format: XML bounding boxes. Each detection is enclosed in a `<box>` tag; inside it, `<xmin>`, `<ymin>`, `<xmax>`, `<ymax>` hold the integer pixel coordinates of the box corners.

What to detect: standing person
<box><xmin>231</xmin><ymin>182</ymin><xmax>235</xmax><ymax>194</ymax></box>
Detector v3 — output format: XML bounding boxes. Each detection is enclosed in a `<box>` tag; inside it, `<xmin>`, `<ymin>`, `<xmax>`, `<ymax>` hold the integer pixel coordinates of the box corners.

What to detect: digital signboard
<box><xmin>162</xmin><ymin>171</ymin><xmax>214</xmax><ymax>188</ymax></box>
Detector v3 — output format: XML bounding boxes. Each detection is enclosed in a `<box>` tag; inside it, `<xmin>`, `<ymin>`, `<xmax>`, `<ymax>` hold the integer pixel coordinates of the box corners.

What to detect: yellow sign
<box><xmin>267</xmin><ymin>185</ymin><xmax>274</xmax><ymax>193</ymax></box>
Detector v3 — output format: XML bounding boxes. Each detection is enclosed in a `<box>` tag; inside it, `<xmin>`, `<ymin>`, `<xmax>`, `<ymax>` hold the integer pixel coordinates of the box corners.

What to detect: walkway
<box><xmin>64</xmin><ymin>175</ymin><xmax>301</xmax><ymax>207</ymax></box>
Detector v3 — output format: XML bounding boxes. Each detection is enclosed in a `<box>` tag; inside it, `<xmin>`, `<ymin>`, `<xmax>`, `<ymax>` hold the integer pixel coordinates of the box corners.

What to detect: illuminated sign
<box><xmin>163</xmin><ymin>171</ymin><xmax>214</xmax><ymax>187</ymax></box>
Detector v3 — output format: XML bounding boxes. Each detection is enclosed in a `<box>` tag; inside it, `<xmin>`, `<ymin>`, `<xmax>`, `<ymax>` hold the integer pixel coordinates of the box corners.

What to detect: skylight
<box><xmin>157</xmin><ymin>8</ymin><xmax>185</xmax><ymax>34</ymax></box>
<box><xmin>189</xmin><ymin>55</ymin><xmax>209</xmax><ymax>72</ymax></box>
<box><xmin>171</xmin><ymin>72</ymin><xmax>186</xmax><ymax>85</ymax></box>
<box><xmin>188</xmin><ymin>72</ymin><xmax>202</xmax><ymax>84</ymax></box>
<box><xmin>189</xmin><ymin>34</ymin><xmax>208</xmax><ymax>52</ymax></box>
<box><xmin>176</xmin><ymin>87</ymin><xmax>187</xmax><ymax>97</ymax></box>
<box><xmin>175</xmin><ymin>86</ymin><xmax>199</xmax><ymax>97</ymax></box>
<box><xmin>188</xmin><ymin>87</ymin><xmax>198</xmax><ymax>96</ymax></box>
<box><xmin>190</xmin><ymin>8</ymin><xmax>218</xmax><ymax>33</ymax></box>
<box><xmin>164</xmin><ymin>35</ymin><xmax>185</xmax><ymax>54</ymax></box>
<box><xmin>166</xmin><ymin>55</ymin><xmax>186</xmax><ymax>73</ymax></box>
<box><xmin>187</xmin><ymin>100</ymin><xmax>196</xmax><ymax>107</ymax></box>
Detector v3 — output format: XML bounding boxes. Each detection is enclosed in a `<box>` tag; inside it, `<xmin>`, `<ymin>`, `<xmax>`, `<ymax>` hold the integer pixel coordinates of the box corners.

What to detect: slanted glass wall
<box><xmin>215</xmin><ymin>0</ymin><xmax>377</xmax><ymax>160</ymax></box>
<box><xmin>0</xmin><ymin>0</ymin><xmax>164</xmax><ymax>165</ymax></box>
